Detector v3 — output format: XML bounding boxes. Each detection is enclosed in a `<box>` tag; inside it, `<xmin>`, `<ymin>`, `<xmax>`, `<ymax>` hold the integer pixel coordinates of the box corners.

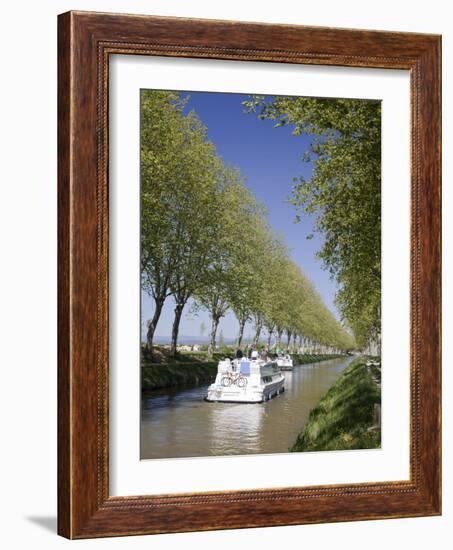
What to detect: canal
<box><xmin>140</xmin><ymin>355</ymin><xmax>354</xmax><ymax>459</ymax></box>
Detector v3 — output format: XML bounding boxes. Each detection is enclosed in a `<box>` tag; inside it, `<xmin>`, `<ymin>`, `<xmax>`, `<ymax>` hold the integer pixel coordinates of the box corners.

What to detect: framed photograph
<box><xmin>58</xmin><ymin>11</ymin><xmax>441</xmax><ymax>538</ymax></box>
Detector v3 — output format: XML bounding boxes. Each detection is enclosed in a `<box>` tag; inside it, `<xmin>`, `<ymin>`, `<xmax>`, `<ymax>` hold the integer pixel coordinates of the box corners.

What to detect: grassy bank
<box><xmin>141</xmin><ymin>348</ymin><xmax>234</xmax><ymax>390</ymax></box>
<box><xmin>141</xmin><ymin>347</ymin><xmax>349</xmax><ymax>391</ymax></box>
<box><xmin>291</xmin><ymin>357</ymin><xmax>381</xmax><ymax>452</ymax></box>
<box><xmin>142</xmin><ymin>362</ymin><xmax>218</xmax><ymax>391</ymax></box>
<box><xmin>290</xmin><ymin>353</ymin><xmax>345</xmax><ymax>365</ymax></box>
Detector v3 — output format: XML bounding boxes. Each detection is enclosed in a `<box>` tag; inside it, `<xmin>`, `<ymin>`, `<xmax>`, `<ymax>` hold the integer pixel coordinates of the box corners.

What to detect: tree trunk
<box><xmin>253</xmin><ymin>321</ymin><xmax>263</xmax><ymax>346</ymax></box>
<box><xmin>208</xmin><ymin>314</ymin><xmax>220</xmax><ymax>358</ymax></box>
<box><xmin>146</xmin><ymin>296</ymin><xmax>165</xmax><ymax>352</ymax></box>
<box><xmin>237</xmin><ymin>317</ymin><xmax>246</xmax><ymax>348</ymax></box>
<box><xmin>170</xmin><ymin>301</ymin><xmax>185</xmax><ymax>357</ymax></box>
<box><xmin>267</xmin><ymin>327</ymin><xmax>274</xmax><ymax>349</ymax></box>
<box><xmin>276</xmin><ymin>328</ymin><xmax>283</xmax><ymax>347</ymax></box>
<box><xmin>286</xmin><ymin>330</ymin><xmax>292</xmax><ymax>348</ymax></box>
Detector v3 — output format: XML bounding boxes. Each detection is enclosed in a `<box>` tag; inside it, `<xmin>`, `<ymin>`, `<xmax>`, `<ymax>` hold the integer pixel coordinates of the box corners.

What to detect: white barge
<box><xmin>206</xmin><ymin>355</ymin><xmax>285</xmax><ymax>403</ymax></box>
<box><xmin>276</xmin><ymin>353</ymin><xmax>294</xmax><ymax>371</ymax></box>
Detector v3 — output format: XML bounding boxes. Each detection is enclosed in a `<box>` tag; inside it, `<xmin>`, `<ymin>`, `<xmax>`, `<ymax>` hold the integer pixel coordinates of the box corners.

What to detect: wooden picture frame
<box><xmin>58</xmin><ymin>10</ymin><xmax>441</xmax><ymax>539</ymax></box>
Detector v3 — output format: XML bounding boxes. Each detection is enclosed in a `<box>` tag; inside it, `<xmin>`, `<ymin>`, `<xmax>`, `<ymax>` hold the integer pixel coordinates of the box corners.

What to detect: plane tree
<box><xmin>165</xmin><ymin>137</ymin><xmax>226</xmax><ymax>356</ymax></box>
<box><xmin>228</xmin><ymin>214</ymin><xmax>271</xmax><ymax>348</ymax></box>
<box><xmin>141</xmin><ymin>92</ymin><xmax>238</xmax><ymax>355</ymax></box>
<box><xmin>141</xmin><ymin>90</ymin><xmax>189</xmax><ymax>351</ymax></box>
<box><xmin>193</xmin><ymin>175</ymin><xmax>265</xmax><ymax>356</ymax></box>
<box><xmin>141</xmin><ymin>90</ymin><xmax>357</xmax><ymax>358</ymax></box>
<box><xmin>243</xmin><ymin>95</ymin><xmax>381</xmax><ymax>351</ymax></box>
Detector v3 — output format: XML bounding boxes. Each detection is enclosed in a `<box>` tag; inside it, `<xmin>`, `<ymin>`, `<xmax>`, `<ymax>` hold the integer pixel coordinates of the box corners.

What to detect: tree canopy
<box><xmin>141</xmin><ymin>90</ymin><xmax>355</xmax><ymax>356</ymax></box>
<box><xmin>244</xmin><ymin>95</ymin><xmax>381</xmax><ymax>349</ymax></box>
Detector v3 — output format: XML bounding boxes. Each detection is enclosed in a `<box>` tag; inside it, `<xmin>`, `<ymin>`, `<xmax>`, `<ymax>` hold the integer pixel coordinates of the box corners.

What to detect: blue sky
<box><xmin>141</xmin><ymin>91</ymin><xmax>340</xmax><ymax>342</ymax></box>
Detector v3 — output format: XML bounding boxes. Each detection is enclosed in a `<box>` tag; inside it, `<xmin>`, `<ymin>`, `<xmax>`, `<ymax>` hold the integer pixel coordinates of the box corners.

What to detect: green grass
<box><xmin>141</xmin><ymin>347</ymin><xmax>349</xmax><ymax>391</ymax></box>
<box><xmin>142</xmin><ymin>346</ymin><xmax>234</xmax><ymax>364</ymax></box>
<box><xmin>289</xmin><ymin>353</ymin><xmax>345</xmax><ymax>364</ymax></box>
<box><xmin>142</xmin><ymin>362</ymin><xmax>218</xmax><ymax>391</ymax></box>
<box><xmin>141</xmin><ymin>347</ymin><xmax>235</xmax><ymax>390</ymax></box>
<box><xmin>290</xmin><ymin>358</ymin><xmax>381</xmax><ymax>452</ymax></box>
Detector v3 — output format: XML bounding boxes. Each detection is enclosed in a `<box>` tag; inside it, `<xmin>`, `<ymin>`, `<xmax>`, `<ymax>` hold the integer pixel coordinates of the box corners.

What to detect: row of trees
<box><xmin>141</xmin><ymin>90</ymin><xmax>353</xmax><ymax>356</ymax></box>
<box><xmin>244</xmin><ymin>95</ymin><xmax>381</xmax><ymax>350</ymax></box>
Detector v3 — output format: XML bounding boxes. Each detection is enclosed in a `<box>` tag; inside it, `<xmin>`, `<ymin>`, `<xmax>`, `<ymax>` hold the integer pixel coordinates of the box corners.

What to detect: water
<box><xmin>140</xmin><ymin>356</ymin><xmax>354</xmax><ymax>459</ymax></box>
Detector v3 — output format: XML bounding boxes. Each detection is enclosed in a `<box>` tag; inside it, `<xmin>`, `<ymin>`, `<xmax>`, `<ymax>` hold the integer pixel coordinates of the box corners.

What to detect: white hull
<box><xmin>206</xmin><ymin>358</ymin><xmax>285</xmax><ymax>404</ymax></box>
<box><xmin>276</xmin><ymin>355</ymin><xmax>294</xmax><ymax>371</ymax></box>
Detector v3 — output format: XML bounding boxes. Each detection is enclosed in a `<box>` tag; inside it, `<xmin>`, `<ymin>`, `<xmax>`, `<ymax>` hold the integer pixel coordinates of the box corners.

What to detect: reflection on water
<box><xmin>140</xmin><ymin>356</ymin><xmax>354</xmax><ymax>459</ymax></box>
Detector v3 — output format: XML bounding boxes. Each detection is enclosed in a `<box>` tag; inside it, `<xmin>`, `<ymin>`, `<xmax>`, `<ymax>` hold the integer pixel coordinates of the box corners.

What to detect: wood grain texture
<box><xmin>57</xmin><ymin>10</ymin><xmax>442</xmax><ymax>539</ymax></box>
<box><xmin>57</xmin><ymin>11</ymin><xmax>71</xmax><ymax>538</ymax></box>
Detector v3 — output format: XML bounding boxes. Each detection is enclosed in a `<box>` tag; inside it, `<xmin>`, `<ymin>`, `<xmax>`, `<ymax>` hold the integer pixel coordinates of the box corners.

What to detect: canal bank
<box><xmin>141</xmin><ymin>348</ymin><xmax>232</xmax><ymax>390</ymax></box>
<box><xmin>290</xmin><ymin>357</ymin><xmax>381</xmax><ymax>452</ymax></box>
<box><xmin>141</xmin><ymin>351</ymin><xmax>348</xmax><ymax>391</ymax></box>
<box><xmin>291</xmin><ymin>353</ymin><xmax>345</xmax><ymax>365</ymax></box>
<box><xmin>142</xmin><ymin>362</ymin><xmax>217</xmax><ymax>391</ymax></box>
